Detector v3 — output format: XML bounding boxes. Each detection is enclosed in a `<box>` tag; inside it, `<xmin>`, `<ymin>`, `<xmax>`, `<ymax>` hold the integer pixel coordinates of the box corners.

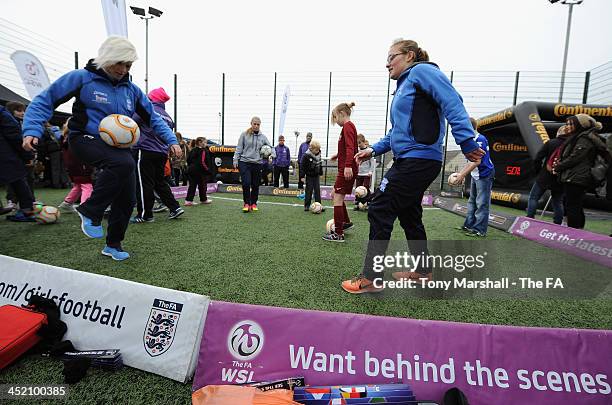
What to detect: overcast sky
<box><xmin>4</xmin><ymin>0</ymin><xmax>611</xmax><ymax>75</ymax></box>
<box><xmin>2</xmin><ymin>0</ymin><xmax>611</xmax><ymax>149</ymax></box>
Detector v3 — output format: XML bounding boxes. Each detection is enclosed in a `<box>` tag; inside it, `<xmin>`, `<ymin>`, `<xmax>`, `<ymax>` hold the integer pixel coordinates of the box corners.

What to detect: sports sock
<box><xmin>342</xmin><ymin>202</ymin><xmax>350</xmax><ymax>224</ymax></box>
<box><xmin>334</xmin><ymin>206</ymin><xmax>344</xmax><ymax>236</ymax></box>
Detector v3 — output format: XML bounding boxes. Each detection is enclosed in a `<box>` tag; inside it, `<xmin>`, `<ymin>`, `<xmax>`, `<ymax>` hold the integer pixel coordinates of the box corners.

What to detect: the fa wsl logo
<box><xmin>516</xmin><ymin>220</ymin><xmax>531</xmax><ymax>235</ymax></box>
<box><xmin>227</xmin><ymin>320</ymin><xmax>264</xmax><ymax>361</ymax></box>
<box><xmin>143</xmin><ymin>299</ymin><xmax>183</xmax><ymax>357</ymax></box>
<box><xmin>25</xmin><ymin>61</ymin><xmax>39</xmax><ymax>76</ymax></box>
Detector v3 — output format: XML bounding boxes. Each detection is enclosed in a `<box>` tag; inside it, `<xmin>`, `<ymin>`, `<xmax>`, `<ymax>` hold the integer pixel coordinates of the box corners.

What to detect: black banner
<box><xmin>209</xmin><ymin>146</ymin><xmax>240</xmax><ymax>184</ymax></box>
<box><xmin>485</xmin><ymin>129</ymin><xmax>534</xmax><ymax>190</ymax></box>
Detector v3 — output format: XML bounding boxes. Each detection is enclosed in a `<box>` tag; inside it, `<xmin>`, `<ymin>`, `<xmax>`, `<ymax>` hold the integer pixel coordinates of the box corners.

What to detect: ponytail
<box><xmin>393</xmin><ymin>39</ymin><xmax>430</xmax><ymax>62</ymax></box>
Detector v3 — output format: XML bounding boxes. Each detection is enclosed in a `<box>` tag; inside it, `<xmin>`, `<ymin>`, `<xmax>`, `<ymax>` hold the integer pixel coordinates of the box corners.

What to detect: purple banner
<box><xmin>320</xmin><ymin>186</ymin><xmax>355</xmax><ymax>201</ymax></box>
<box><xmin>171</xmin><ymin>184</ymin><xmax>218</xmax><ymax>200</ymax></box>
<box><xmin>509</xmin><ymin>217</ymin><xmax>612</xmax><ymax>268</ymax></box>
<box><xmin>193</xmin><ymin>301</ymin><xmax>612</xmax><ymax>404</ymax></box>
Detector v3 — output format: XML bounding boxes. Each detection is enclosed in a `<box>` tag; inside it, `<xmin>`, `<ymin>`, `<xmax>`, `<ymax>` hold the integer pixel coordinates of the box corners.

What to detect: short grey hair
<box><xmin>93</xmin><ymin>36</ymin><xmax>138</xmax><ymax>69</ymax></box>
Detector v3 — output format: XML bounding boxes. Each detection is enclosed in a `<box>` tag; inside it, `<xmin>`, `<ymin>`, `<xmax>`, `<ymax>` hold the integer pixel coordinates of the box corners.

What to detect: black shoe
<box><xmin>6</xmin><ymin>210</ymin><xmax>36</xmax><ymax>222</ymax></box>
<box><xmin>153</xmin><ymin>203</ymin><xmax>168</xmax><ymax>213</ymax></box>
<box><xmin>168</xmin><ymin>207</ymin><xmax>185</xmax><ymax>219</ymax></box>
<box><xmin>343</xmin><ymin>222</ymin><xmax>354</xmax><ymax>231</ymax></box>
<box><xmin>0</xmin><ymin>207</ymin><xmax>13</xmax><ymax>216</ymax></box>
<box><xmin>465</xmin><ymin>229</ymin><xmax>486</xmax><ymax>238</ymax></box>
<box><xmin>130</xmin><ymin>216</ymin><xmax>154</xmax><ymax>224</ymax></box>
<box><xmin>322</xmin><ymin>232</ymin><xmax>345</xmax><ymax>243</ymax></box>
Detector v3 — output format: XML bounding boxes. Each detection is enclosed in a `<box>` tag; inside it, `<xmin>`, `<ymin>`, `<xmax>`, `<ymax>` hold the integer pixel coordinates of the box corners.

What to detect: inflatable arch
<box><xmin>474</xmin><ymin>102</ymin><xmax>612</xmax><ymax>210</ymax></box>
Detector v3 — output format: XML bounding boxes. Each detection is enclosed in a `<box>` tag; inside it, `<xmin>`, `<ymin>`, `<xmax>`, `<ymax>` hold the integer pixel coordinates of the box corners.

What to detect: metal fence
<box><xmin>1</xmin><ymin>16</ymin><xmax>611</xmax><ymax>193</ymax></box>
<box><xmin>174</xmin><ymin>68</ymin><xmax>608</xmax><ymax>156</ymax></box>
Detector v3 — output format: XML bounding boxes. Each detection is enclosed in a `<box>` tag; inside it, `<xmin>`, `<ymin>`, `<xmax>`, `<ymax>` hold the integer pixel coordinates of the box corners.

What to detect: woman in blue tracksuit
<box><xmin>342</xmin><ymin>39</ymin><xmax>485</xmax><ymax>294</ymax></box>
<box><xmin>22</xmin><ymin>36</ymin><xmax>181</xmax><ymax>261</ymax></box>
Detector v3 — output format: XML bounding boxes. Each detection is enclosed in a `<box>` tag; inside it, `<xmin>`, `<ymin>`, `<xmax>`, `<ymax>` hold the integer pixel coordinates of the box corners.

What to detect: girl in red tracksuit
<box><xmin>323</xmin><ymin>102</ymin><xmax>358</xmax><ymax>243</ymax></box>
<box><xmin>185</xmin><ymin>137</ymin><xmax>213</xmax><ymax>206</ymax></box>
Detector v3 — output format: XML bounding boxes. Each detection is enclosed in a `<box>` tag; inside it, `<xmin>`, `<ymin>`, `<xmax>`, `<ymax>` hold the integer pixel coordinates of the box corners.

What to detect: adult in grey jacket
<box><xmin>554</xmin><ymin>114</ymin><xmax>611</xmax><ymax>229</ymax></box>
<box><xmin>233</xmin><ymin>117</ymin><xmax>275</xmax><ymax>212</ymax></box>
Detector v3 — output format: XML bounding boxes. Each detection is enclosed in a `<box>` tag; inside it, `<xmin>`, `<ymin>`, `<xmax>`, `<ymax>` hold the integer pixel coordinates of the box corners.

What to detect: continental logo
<box><xmin>531</xmin><ymin>121</ymin><xmax>550</xmax><ymax>143</ymax></box>
<box><xmin>528</xmin><ymin>113</ymin><xmax>540</xmax><ymax>121</ymax></box>
<box><xmin>491</xmin><ymin>191</ymin><xmax>521</xmax><ymax>204</ymax></box>
<box><xmin>226</xmin><ymin>186</ymin><xmax>243</xmax><ymax>192</ymax></box>
<box><xmin>272</xmin><ymin>188</ymin><xmax>301</xmax><ymax>196</ymax></box>
<box><xmin>210</xmin><ymin>146</ymin><xmax>236</xmax><ymax>153</ymax></box>
<box><xmin>554</xmin><ymin>104</ymin><xmax>612</xmax><ymax>118</ymax></box>
<box><xmin>477</xmin><ymin>108</ymin><xmax>513</xmax><ymax>127</ymax></box>
<box><xmin>492</xmin><ymin>142</ymin><xmax>528</xmax><ymax>152</ymax></box>
<box><xmin>218</xmin><ymin>168</ymin><xmax>239</xmax><ymax>173</ymax></box>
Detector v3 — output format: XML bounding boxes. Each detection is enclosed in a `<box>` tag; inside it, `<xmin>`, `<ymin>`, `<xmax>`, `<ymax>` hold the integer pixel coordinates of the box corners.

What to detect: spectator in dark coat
<box><xmin>554</xmin><ymin>114</ymin><xmax>611</xmax><ymax>229</ymax></box>
<box><xmin>4</xmin><ymin>101</ymin><xmax>37</xmax><ymax>206</ymax></box>
<box><xmin>301</xmin><ymin>139</ymin><xmax>324</xmax><ymax>211</ymax></box>
<box><xmin>185</xmin><ymin>137</ymin><xmax>214</xmax><ymax>205</ymax></box>
<box><xmin>39</xmin><ymin>122</ymin><xmax>69</xmax><ymax>189</ymax></box>
<box><xmin>526</xmin><ymin>124</ymin><xmax>572</xmax><ymax>224</ymax></box>
<box><xmin>297</xmin><ymin>132</ymin><xmax>312</xmax><ymax>189</ymax></box>
<box><xmin>0</xmin><ymin>105</ymin><xmax>35</xmax><ymax>221</ymax></box>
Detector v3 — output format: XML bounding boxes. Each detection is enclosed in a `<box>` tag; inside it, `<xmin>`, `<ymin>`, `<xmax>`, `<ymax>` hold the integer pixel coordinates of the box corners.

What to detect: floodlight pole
<box><xmin>555</xmin><ymin>0</ymin><xmax>583</xmax><ymax>102</ymax></box>
<box><xmin>145</xmin><ymin>17</ymin><xmax>150</xmax><ymax>93</ymax></box>
<box><xmin>139</xmin><ymin>16</ymin><xmax>156</xmax><ymax>94</ymax></box>
<box><xmin>559</xmin><ymin>4</ymin><xmax>573</xmax><ymax>102</ymax></box>
<box><xmin>131</xmin><ymin>6</ymin><xmax>162</xmax><ymax>94</ymax></box>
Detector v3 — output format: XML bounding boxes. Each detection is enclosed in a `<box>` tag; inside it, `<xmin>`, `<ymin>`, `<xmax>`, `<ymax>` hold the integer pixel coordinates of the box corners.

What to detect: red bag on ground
<box><xmin>0</xmin><ymin>305</ymin><xmax>47</xmax><ymax>369</ymax></box>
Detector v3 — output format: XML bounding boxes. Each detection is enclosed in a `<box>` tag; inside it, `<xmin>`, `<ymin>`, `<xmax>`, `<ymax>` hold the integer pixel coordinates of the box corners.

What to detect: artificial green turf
<box><xmin>0</xmin><ymin>188</ymin><xmax>610</xmax><ymax>404</ymax></box>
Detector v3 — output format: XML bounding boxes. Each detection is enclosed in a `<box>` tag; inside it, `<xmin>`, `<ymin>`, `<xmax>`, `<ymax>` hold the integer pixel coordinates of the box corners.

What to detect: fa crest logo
<box><xmin>143</xmin><ymin>299</ymin><xmax>183</xmax><ymax>357</ymax></box>
<box><xmin>227</xmin><ymin>320</ymin><xmax>264</xmax><ymax>361</ymax></box>
<box><xmin>126</xmin><ymin>98</ymin><xmax>133</xmax><ymax>112</ymax></box>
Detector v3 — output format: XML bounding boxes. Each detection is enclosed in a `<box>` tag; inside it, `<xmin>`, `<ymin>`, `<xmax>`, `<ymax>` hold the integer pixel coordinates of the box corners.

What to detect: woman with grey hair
<box><xmin>22</xmin><ymin>36</ymin><xmax>181</xmax><ymax>261</ymax></box>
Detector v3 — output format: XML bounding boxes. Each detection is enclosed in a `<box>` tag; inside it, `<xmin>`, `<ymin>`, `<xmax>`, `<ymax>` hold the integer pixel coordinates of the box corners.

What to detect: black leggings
<box><xmin>69</xmin><ymin>133</ymin><xmax>135</xmax><ymax>246</ymax></box>
<box><xmin>187</xmin><ymin>172</ymin><xmax>209</xmax><ymax>202</ymax></box>
<box><xmin>238</xmin><ymin>161</ymin><xmax>261</xmax><ymax>204</ymax></box>
<box><xmin>563</xmin><ymin>182</ymin><xmax>586</xmax><ymax>229</ymax></box>
<box><xmin>362</xmin><ymin>158</ymin><xmax>441</xmax><ymax>280</ymax></box>
<box><xmin>7</xmin><ymin>176</ymin><xmax>33</xmax><ymax>211</ymax></box>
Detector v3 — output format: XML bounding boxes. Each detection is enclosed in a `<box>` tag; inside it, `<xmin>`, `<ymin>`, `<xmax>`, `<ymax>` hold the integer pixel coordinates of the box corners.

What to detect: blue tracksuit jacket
<box><xmin>372</xmin><ymin>62</ymin><xmax>479</xmax><ymax>161</ymax></box>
